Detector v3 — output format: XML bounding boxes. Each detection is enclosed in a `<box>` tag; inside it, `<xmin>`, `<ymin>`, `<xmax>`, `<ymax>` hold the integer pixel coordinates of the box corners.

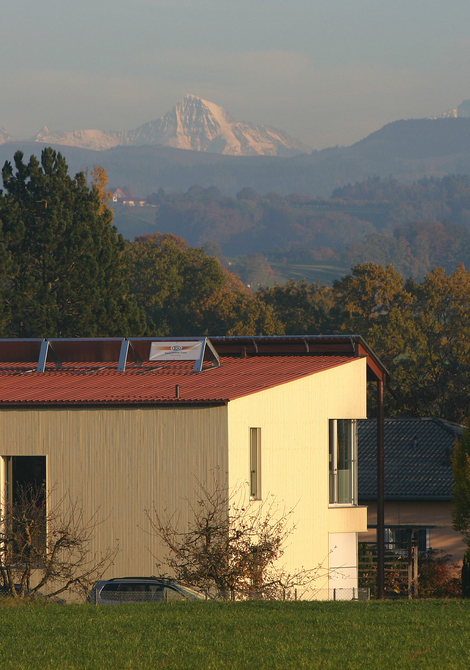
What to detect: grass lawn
<box><xmin>1</xmin><ymin>600</ymin><xmax>470</xmax><ymax>669</ymax></box>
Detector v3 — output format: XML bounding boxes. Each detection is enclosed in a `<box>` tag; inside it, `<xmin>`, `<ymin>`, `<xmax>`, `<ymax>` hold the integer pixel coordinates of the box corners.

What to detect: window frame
<box><xmin>250</xmin><ymin>427</ymin><xmax>262</xmax><ymax>500</ymax></box>
<box><xmin>329</xmin><ymin>419</ymin><xmax>357</xmax><ymax>506</ymax></box>
<box><xmin>384</xmin><ymin>527</ymin><xmax>430</xmax><ymax>556</ymax></box>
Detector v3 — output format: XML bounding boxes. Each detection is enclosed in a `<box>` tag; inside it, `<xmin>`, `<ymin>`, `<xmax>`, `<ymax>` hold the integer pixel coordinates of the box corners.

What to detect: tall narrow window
<box><xmin>3</xmin><ymin>456</ymin><xmax>46</xmax><ymax>507</ymax></box>
<box><xmin>250</xmin><ymin>428</ymin><xmax>261</xmax><ymax>500</ymax></box>
<box><xmin>2</xmin><ymin>456</ymin><xmax>47</xmax><ymax>554</ymax></box>
<box><xmin>329</xmin><ymin>420</ymin><xmax>357</xmax><ymax>505</ymax></box>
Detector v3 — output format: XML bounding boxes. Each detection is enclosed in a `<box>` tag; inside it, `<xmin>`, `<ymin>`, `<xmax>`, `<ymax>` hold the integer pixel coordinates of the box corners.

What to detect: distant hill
<box><xmin>3</xmin><ymin>118</ymin><xmax>470</xmax><ymax>198</ymax></box>
<box><xmin>351</xmin><ymin>117</ymin><xmax>470</xmax><ymax>159</ymax></box>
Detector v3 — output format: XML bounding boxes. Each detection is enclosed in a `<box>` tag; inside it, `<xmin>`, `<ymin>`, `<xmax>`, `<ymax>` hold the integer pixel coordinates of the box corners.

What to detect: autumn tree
<box><xmin>0</xmin><ymin>149</ymin><xmax>144</xmax><ymax>337</ymax></box>
<box><xmin>452</xmin><ymin>422</ymin><xmax>470</xmax><ymax>547</ymax></box>
<box><xmin>257</xmin><ymin>278</ymin><xmax>335</xmax><ymax>335</ymax></box>
<box><xmin>397</xmin><ymin>265</ymin><xmax>470</xmax><ymax>420</ymax></box>
<box><xmin>147</xmin><ymin>482</ymin><xmax>321</xmax><ymax>599</ymax></box>
<box><xmin>126</xmin><ymin>233</ymin><xmax>281</xmax><ymax>336</ymax></box>
<box><xmin>331</xmin><ymin>262</ymin><xmax>470</xmax><ymax>422</ymax></box>
<box><xmin>0</xmin><ymin>485</ymin><xmax>116</xmax><ymax>600</ymax></box>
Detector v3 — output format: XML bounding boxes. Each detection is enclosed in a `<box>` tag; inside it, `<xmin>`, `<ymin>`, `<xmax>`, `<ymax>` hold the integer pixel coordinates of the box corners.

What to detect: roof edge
<box><xmin>359</xmin><ymin>495</ymin><xmax>452</xmax><ymax>502</ymax></box>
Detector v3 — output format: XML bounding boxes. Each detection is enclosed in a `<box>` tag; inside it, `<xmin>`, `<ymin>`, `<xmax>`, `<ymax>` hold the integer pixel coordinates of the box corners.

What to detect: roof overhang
<box><xmin>210</xmin><ymin>335</ymin><xmax>389</xmax><ymax>383</ymax></box>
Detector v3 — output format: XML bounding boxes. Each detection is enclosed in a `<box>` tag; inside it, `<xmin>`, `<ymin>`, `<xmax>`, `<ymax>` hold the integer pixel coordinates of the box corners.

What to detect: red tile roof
<box><xmin>0</xmin><ymin>355</ymin><xmax>356</xmax><ymax>406</ymax></box>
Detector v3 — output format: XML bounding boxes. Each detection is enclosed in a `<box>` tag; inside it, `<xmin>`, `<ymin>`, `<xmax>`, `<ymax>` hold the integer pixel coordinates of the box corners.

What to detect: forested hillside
<box><xmin>143</xmin><ymin>175</ymin><xmax>470</xmax><ymax>283</ymax></box>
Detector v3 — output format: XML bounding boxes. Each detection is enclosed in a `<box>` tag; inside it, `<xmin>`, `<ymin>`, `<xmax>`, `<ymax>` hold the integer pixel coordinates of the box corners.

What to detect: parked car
<box><xmin>89</xmin><ymin>577</ymin><xmax>204</xmax><ymax>604</ymax></box>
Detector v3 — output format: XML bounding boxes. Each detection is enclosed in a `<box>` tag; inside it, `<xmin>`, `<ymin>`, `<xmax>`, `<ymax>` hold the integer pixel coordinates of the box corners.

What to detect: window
<box><xmin>385</xmin><ymin>527</ymin><xmax>430</xmax><ymax>556</ymax></box>
<box><xmin>99</xmin><ymin>581</ymin><xmax>185</xmax><ymax>602</ymax></box>
<box><xmin>250</xmin><ymin>427</ymin><xmax>261</xmax><ymax>500</ymax></box>
<box><xmin>3</xmin><ymin>457</ymin><xmax>46</xmax><ymax>508</ymax></box>
<box><xmin>329</xmin><ymin>419</ymin><xmax>357</xmax><ymax>505</ymax></box>
<box><xmin>1</xmin><ymin>456</ymin><xmax>47</xmax><ymax>554</ymax></box>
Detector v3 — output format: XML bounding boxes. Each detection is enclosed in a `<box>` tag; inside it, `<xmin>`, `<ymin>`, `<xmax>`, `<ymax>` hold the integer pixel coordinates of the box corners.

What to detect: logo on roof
<box><xmin>149</xmin><ymin>341</ymin><xmax>203</xmax><ymax>361</ymax></box>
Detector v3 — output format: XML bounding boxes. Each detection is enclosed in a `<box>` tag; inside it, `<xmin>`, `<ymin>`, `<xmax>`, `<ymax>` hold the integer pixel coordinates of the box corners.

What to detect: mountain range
<box><xmin>0</xmin><ymin>95</ymin><xmax>308</xmax><ymax>157</ymax></box>
<box><xmin>3</xmin><ymin>100</ymin><xmax>470</xmax><ymax>203</ymax></box>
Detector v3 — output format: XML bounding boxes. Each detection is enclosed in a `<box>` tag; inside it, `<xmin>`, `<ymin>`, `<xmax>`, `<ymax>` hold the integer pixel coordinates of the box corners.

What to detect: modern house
<box><xmin>0</xmin><ymin>335</ymin><xmax>387</xmax><ymax>598</ymax></box>
<box><xmin>358</xmin><ymin>417</ymin><xmax>465</xmax><ymax>564</ymax></box>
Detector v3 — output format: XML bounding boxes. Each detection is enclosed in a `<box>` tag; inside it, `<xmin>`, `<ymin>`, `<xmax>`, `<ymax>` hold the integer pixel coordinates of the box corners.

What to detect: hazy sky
<box><xmin>1</xmin><ymin>0</ymin><xmax>470</xmax><ymax>149</ymax></box>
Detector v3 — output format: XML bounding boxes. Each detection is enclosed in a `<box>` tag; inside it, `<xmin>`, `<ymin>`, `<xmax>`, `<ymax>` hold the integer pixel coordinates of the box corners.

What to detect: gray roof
<box><xmin>358</xmin><ymin>418</ymin><xmax>463</xmax><ymax>500</ymax></box>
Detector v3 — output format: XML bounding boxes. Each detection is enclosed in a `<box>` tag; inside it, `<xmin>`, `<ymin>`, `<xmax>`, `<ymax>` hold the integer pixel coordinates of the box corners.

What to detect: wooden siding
<box><xmin>0</xmin><ymin>405</ymin><xmax>228</xmax><ymax>580</ymax></box>
<box><xmin>227</xmin><ymin>358</ymin><xmax>368</xmax><ymax>591</ymax></box>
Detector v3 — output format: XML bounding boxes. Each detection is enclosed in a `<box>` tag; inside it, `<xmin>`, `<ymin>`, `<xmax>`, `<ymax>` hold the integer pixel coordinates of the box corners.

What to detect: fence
<box><xmin>359</xmin><ymin>540</ymin><xmax>419</xmax><ymax>599</ymax></box>
<box><xmin>228</xmin><ymin>586</ymin><xmax>370</xmax><ymax>601</ymax></box>
<box><xmin>304</xmin><ymin>587</ymin><xmax>370</xmax><ymax>601</ymax></box>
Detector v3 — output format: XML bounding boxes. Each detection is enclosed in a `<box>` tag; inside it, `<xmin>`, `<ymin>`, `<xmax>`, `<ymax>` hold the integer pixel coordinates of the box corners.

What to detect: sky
<box><xmin>1</xmin><ymin>0</ymin><xmax>470</xmax><ymax>150</ymax></box>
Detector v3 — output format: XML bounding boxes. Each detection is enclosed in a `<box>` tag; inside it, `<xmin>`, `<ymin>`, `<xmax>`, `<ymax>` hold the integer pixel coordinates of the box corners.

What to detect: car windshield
<box><xmin>176</xmin><ymin>584</ymin><xmax>203</xmax><ymax>599</ymax></box>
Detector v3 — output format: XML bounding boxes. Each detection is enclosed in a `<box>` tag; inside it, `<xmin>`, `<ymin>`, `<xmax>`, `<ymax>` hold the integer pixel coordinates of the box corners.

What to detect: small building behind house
<box><xmin>358</xmin><ymin>417</ymin><xmax>465</xmax><ymax>564</ymax></box>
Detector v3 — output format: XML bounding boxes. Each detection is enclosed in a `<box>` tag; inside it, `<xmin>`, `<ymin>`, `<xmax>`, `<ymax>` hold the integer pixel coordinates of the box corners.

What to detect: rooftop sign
<box><xmin>149</xmin><ymin>341</ymin><xmax>203</xmax><ymax>362</ymax></box>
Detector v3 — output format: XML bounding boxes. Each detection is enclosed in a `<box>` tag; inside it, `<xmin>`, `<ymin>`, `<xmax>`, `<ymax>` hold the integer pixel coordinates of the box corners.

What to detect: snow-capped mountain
<box><xmin>0</xmin><ymin>127</ymin><xmax>15</xmax><ymax>144</ymax></box>
<box><xmin>31</xmin><ymin>95</ymin><xmax>309</xmax><ymax>156</ymax></box>
<box><xmin>433</xmin><ymin>100</ymin><xmax>470</xmax><ymax>119</ymax></box>
<box><xmin>34</xmin><ymin>126</ymin><xmax>128</xmax><ymax>151</ymax></box>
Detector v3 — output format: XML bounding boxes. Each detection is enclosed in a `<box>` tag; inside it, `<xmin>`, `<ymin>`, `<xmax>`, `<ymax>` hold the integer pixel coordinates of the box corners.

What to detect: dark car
<box><xmin>89</xmin><ymin>577</ymin><xmax>204</xmax><ymax>604</ymax></box>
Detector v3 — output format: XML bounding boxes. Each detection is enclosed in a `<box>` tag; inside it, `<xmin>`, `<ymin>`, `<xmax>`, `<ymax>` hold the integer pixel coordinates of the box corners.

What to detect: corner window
<box><xmin>329</xmin><ymin>419</ymin><xmax>357</xmax><ymax>505</ymax></box>
<box><xmin>250</xmin><ymin>428</ymin><xmax>261</xmax><ymax>500</ymax></box>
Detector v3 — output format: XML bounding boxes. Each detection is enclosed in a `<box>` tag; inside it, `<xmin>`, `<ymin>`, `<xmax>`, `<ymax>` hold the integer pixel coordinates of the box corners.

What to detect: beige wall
<box><xmin>227</xmin><ymin>358</ymin><xmax>369</xmax><ymax>592</ymax></box>
<box><xmin>0</xmin><ymin>405</ymin><xmax>229</xmax><ymax>580</ymax></box>
<box><xmin>361</xmin><ymin>500</ymin><xmax>466</xmax><ymax>565</ymax></box>
<box><xmin>0</xmin><ymin>357</ymin><xmax>371</xmax><ymax>597</ymax></box>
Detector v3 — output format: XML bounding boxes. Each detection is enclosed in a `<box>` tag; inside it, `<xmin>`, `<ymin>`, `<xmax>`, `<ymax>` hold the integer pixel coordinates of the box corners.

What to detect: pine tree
<box><xmin>0</xmin><ymin>149</ymin><xmax>144</xmax><ymax>337</ymax></box>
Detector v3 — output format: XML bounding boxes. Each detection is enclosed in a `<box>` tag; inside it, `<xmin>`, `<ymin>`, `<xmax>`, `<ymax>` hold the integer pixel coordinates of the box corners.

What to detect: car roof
<box><xmin>106</xmin><ymin>577</ymin><xmax>168</xmax><ymax>582</ymax></box>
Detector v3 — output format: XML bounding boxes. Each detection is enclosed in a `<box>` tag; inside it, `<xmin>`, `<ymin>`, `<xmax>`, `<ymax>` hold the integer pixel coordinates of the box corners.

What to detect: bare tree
<box><xmin>0</xmin><ymin>485</ymin><xmax>117</xmax><ymax>600</ymax></box>
<box><xmin>147</xmin><ymin>481</ymin><xmax>324</xmax><ymax>600</ymax></box>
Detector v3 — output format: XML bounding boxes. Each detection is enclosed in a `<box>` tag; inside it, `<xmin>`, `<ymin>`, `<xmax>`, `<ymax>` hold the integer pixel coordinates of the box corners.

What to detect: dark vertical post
<box><xmin>377</xmin><ymin>379</ymin><xmax>385</xmax><ymax>599</ymax></box>
<box><xmin>407</xmin><ymin>529</ymin><xmax>413</xmax><ymax>599</ymax></box>
<box><xmin>412</xmin><ymin>538</ymin><xmax>419</xmax><ymax>599</ymax></box>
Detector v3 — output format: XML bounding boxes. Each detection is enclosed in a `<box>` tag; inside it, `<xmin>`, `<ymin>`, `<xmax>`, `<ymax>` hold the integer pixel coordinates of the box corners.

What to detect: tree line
<box><xmin>146</xmin><ymin>176</ymin><xmax>470</xmax><ymax>279</ymax></box>
<box><xmin>2</xmin><ymin>150</ymin><xmax>470</xmax><ymax>423</ymax></box>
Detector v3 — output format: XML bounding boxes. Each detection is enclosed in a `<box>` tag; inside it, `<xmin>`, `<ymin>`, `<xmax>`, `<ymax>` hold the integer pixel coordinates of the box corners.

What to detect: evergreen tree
<box><xmin>0</xmin><ymin>149</ymin><xmax>144</xmax><ymax>337</ymax></box>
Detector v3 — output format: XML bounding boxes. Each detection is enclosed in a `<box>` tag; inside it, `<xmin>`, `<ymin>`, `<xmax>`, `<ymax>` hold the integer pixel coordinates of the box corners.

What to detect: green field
<box><xmin>2</xmin><ymin>600</ymin><xmax>470</xmax><ymax>669</ymax></box>
<box><xmin>268</xmin><ymin>259</ymin><xmax>350</xmax><ymax>286</ymax></box>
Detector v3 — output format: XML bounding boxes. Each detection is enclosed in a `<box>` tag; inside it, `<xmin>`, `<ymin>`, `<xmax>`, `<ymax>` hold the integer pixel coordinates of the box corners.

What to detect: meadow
<box><xmin>1</xmin><ymin>599</ymin><xmax>469</xmax><ymax>670</ymax></box>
